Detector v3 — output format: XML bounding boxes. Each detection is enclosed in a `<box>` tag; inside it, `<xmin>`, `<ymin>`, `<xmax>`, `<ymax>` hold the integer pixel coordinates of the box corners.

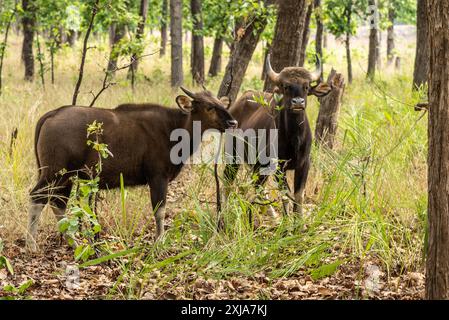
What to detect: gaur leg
<box><xmin>149</xmin><ymin>177</ymin><xmax>168</xmax><ymax>239</ymax></box>
<box><xmin>293</xmin><ymin>159</ymin><xmax>310</xmax><ymax>215</ymax></box>
<box><xmin>223</xmin><ymin>163</ymin><xmax>239</xmax><ymax>203</ymax></box>
<box><xmin>49</xmin><ymin>183</ymin><xmax>72</xmax><ymax>222</ymax></box>
<box><xmin>26</xmin><ymin>178</ymin><xmax>51</xmax><ymax>251</ymax></box>
<box><xmin>275</xmin><ymin>168</ymin><xmax>291</xmax><ymax>215</ymax></box>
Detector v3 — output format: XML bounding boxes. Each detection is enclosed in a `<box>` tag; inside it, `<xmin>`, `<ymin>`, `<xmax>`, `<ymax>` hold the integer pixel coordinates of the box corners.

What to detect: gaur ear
<box><xmin>308</xmin><ymin>82</ymin><xmax>332</xmax><ymax>97</ymax></box>
<box><xmin>176</xmin><ymin>95</ymin><xmax>193</xmax><ymax>113</ymax></box>
<box><xmin>219</xmin><ymin>96</ymin><xmax>231</xmax><ymax>109</ymax></box>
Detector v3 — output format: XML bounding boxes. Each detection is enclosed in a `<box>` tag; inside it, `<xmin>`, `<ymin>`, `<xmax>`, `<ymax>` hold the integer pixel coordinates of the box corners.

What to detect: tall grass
<box><xmin>0</xmin><ymin>31</ymin><xmax>427</xmax><ymax>299</ymax></box>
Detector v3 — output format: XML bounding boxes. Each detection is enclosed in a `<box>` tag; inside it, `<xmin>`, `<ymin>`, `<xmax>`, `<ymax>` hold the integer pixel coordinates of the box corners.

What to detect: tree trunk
<box><xmin>67</xmin><ymin>29</ymin><xmax>77</xmax><ymax>47</ymax></box>
<box><xmin>298</xmin><ymin>1</ymin><xmax>314</xmax><ymax>67</ymax></box>
<box><xmin>344</xmin><ymin>1</ymin><xmax>353</xmax><ymax>84</ymax></box>
<box><xmin>170</xmin><ymin>0</ymin><xmax>183</xmax><ymax>87</ymax></box>
<box><xmin>21</xmin><ymin>0</ymin><xmax>36</xmax><ymax>81</ymax></box>
<box><xmin>0</xmin><ymin>0</ymin><xmax>17</xmax><ymax>95</ymax></box>
<box><xmin>323</xmin><ymin>30</ymin><xmax>328</xmax><ymax>48</ymax></box>
<box><xmin>128</xmin><ymin>0</ymin><xmax>149</xmax><ymax>77</ymax></box>
<box><xmin>387</xmin><ymin>7</ymin><xmax>395</xmax><ymax>65</ymax></box>
<box><xmin>413</xmin><ymin>0</ymin><xmax>429</xmax><ymax>89</ymax></box>
<box><xmin>218</xmin><ymin>16</ymin><xmax>268</xmax><ymax>102</ymax></box>
<box><xmin>208</xmin><ymin>36</ymin><xmax>223</xmax><ymax>77</ymax></box>
<box><xmin>160</xmin><ymin>0</ymin><xmax>168</xmax><ymax>57</ymax></box>
<box><xmin>109</xmin><ymin>23</ymin><xmax>115</xmax><ymax>47</ymax></box>
<box><xmin>264</xmin><ymin>0</ymin><xmax>309</xmax><ymax>91</ymax></box>
<box><xmin>190</xmin><ymin>0</ymin><xmax>205</xmax><ymax>85</ymax></box>
<box><xmin>426</xmin><ymin>0</ymin><xmax>449</xmax><ymax>300</ymax></box>
<box><xmin>367</xmin><ymin>0</ymin><xmax>379</xmax><ymax>80</ymax></box>
<box><xmin>107</xmin><ymin>24</ymin><xmax>126</xmax><ymax>75</ymax></box>
<box><xmin>314</xmin><ymin>0</ymin><xmax>323</xmax><ymax>81</ymax></box>
<box><xmin>315</xmin><ymin>69</ymin><xmax>345</xmax><ymax>149</ymax></box>
<box><xmin>261</xmin><ymin>42</ymin><xmax>270</xmax><ymax>80</ymax></box>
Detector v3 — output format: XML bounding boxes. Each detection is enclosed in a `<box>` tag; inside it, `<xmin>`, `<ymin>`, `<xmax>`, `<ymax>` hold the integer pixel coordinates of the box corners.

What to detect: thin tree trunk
<box><xmin>387</xmin><ymin>7</ymin><xmax>395</xmax><ymax>65</ymax></box>
<box><xmin>426</xmin><ymin>0</ymin><xmax>449</xmax><ymax>300</ymax></box>
<box><xmin>67</xmin><ymin>30</ymin><xmax>77</xmax><ymax>47</ymax></box>
<box><xmin>109</xmin><ymin>23</ymin><xmax>116</xmax><ymax>47</ymax></box>
<box><xmin>72</xmin><ymin>0</ymin><xmax>99</xmax><ymax>106</ymax></box>
<box><xmin>315</xmin><ymin>69</ymin><xmax>345</xmax><ymax>149</ymax></box>
<box><xmin>128</xmin><ymin>0</ymin><xmax>149</xmax><ymax>78</ymax></box>
<box><xmin>218</xmin><ymin>15</ymin><xmax>268</xmax><ymax>102</ymax></box>
<box><xmin>208</xmin><ymin>36</ymin><xmax>223</xmax><ymax>77</ymax></box>
<box><xmin>21</xmin><ymin>0</ymin><xmax>36</xmax><ymax>81</ymax></box>
<box><xmin>107</xmin><ymin>24</ymin><xmax>126</xmax><ymax>75</ymax></box>
<box><xmin>299</xmin><ymin>1</ymin><xmax>314</xmax><ymax>67</ymax></box>
<box><xmin>345</xmin><ymin>1</ymin><xmax>353</xmax><ymax>85</ymax></box>
<box><xmin>367</xmin><ymin>0</ymin><xmax>378</xmax><ymax>80</ymax></box>
<box><xmin>190</xmin><ymin>0</ymin><xmax>205</xmax><ymax>85</ymax></box>
<box><xmin>0</xmin><ymin>1</ymin><xmax>17</xmax><ymax>95</ymax></box>
<box><xmin>50</xmin><ymin>46</ymin><xmax>55</xmax><ymax>84</ymax></box>
<box><xmin>35</xmin><ymin>32</ymin><xmax>45</xmax><ymax>88</ymax></box>
<box><xmin>413</xmin><ymin>0</ymin><xmax>429</xmax><ymax>89</ymax></box>
<box><xmin>314</xmin><ymin>0</ymin><xmax>323</xmax><ymax>81</ymax></box>
<box><xmin>170</xmin><ymin>0</ymin><xmax>183</xmax><ymax>87</ymax></box>
<box><xmin>264</xmin><ymin>0</ymin><xmax>309</xmax><ymax>91</ymax></box>
<box><xmin>261</xmin><ymin>42</ymin><xmax>270</xmax><ymax>80</ymax></box>
<box><xmin>160</xmin><ymin>0</ymin><xmax>168</xmax><ymax>57</ymax></box>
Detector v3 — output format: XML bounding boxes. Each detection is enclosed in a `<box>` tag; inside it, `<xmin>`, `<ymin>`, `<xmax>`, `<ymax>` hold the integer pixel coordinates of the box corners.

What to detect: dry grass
<box><xmin>0</xmin><ymin>26</ymin><xmax>428</xmax><ymax>299</ymax></box>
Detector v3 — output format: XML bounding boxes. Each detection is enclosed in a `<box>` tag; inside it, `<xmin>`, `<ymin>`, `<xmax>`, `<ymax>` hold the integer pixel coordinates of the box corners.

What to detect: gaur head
<box><xmin>175</xmin><ymin>87</ymin><xmax>238</xmax><ymax>132</ymax></box>
<box><xmin>266</xmin><ymin>54</ymin><xmax>332</xmax><ymax>113</ymax></box>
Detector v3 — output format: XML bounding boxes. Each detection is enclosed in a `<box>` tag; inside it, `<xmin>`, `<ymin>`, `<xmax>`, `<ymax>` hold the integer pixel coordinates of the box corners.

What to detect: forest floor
<box><xmin>1</xmin><ymin>26</ymin><xmax>427</xmax><ymax>300</ymax></box>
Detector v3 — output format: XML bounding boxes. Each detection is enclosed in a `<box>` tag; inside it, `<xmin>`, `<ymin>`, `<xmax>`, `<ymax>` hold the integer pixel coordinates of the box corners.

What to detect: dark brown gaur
<box><xmin>224</xmin><ymin>55</ymin><xmax>332</xmax><ymax>216</ymax></box>
<box><xmin>26</xmin><ymin>88</ymin><xmax>237</xmax><ymax>251</ymax></box>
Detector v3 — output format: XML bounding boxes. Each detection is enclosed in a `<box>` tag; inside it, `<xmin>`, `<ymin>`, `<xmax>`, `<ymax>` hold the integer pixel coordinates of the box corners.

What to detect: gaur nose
<box><xmin>292</xmin><ymin>97</ymin><xmax>305</xmax><ymax>106</ymax></box>
<box><xmin>226</xmin><ymin>120</ymin><xmax>238</xmax><ymax>128</ymax></box>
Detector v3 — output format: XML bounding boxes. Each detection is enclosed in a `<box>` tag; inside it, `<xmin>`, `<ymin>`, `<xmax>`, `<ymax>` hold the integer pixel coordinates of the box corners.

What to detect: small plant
<box><xmin>1</xmin><ymin>279</ymin><xmax>34</xmax><ymax>300</ymax></box>
<box><xmin>0</xmin><ymin>239</ymin><xmax>13</xmax><ymax>276</ymax></box>
<box><xmin>58</xmin><ymin>121</ymin><xmax>112</xmax><ymax>262</ymax></box>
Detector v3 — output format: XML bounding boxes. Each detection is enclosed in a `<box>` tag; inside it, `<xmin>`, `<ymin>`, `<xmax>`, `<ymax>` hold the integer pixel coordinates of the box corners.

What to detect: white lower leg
<box><xmin>26</xmin><ymin>202</ymin><xmax>45</xmax><ymax>251</ymax></box>
<box><xmin>155</xmin><ymin>205</ymin><xmax>166</xmax><ymax>239</ymax></box>
<box><xmin>260</xmin><ymin>190</ymin><xmax>277</xmax><ymax>218</ymax></box>
<box><xmin>294</xmin><ymin>188</ymin><xmax>305</xmax><ymax>215</ymax></box>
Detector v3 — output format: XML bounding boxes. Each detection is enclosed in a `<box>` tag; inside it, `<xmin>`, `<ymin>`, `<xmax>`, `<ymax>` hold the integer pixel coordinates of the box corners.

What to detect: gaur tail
<box><xmin>34</xmin><ymin>109</ymin><xmax>59</xmax><ymax>172</ymax></box>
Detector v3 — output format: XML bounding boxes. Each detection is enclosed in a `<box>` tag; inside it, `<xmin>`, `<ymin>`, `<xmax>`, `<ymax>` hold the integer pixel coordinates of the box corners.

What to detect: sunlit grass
<box><xmin>0</xmin><ymin>30</ymin><xmax>427</xmax><ymax>299</ymax></box>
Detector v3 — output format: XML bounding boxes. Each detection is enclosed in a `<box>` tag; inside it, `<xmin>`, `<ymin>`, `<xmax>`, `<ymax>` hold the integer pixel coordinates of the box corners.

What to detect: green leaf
<box><xmin>310</xmin><ymin>260</ymin><xmax>342</xmax><ymax>280</ymax></box>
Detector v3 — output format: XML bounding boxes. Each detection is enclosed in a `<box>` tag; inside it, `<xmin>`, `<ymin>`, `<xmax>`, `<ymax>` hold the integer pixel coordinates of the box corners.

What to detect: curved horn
<box><xmin>180</xmin><ymin>86</ymin><xmax>196</xmax><ymax>99</ymax></box>
<box><xmin>266</xmin><ymin>54</ymin><xmax>280</xmax><ymax>83</ymax></box>
<box><xmin>310</xmin><ymin>54</ymin><xmax>322</xmax><ymax>82</ymax></box>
